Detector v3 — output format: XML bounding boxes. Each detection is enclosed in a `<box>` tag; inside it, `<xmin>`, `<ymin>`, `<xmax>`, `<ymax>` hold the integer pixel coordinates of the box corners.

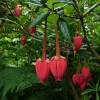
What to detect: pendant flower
<box><xmin>35</xmin><ymin>58</ymin><xmax>50</xmax><ymax>84</ymax></box>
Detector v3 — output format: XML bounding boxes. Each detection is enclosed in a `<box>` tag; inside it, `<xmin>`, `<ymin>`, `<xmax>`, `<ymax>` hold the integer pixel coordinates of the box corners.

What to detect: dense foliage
<box><xmin>0</xmin><ymin>0</ymin><xmax>100</xmax><ymax>100</ymax></box>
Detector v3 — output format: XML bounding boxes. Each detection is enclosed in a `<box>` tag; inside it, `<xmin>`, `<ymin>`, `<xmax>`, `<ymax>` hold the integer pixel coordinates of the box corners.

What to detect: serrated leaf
<box><xmin>30</xmin><ymin>12</ymin><xmax>50</xmax><ymax>26</ymax></box>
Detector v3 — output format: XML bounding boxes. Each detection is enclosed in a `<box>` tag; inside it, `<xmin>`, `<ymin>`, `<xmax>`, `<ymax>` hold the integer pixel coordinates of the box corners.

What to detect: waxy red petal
<box><xmin>14</xmin><ymin>5</ymin><xmax>22</xmax><ymax>17</ymax></box>
<box><xmin>72</xmin><ymin>73</ymin><xmax>80</xmax><ymax>85</ymax></box>
<box><xmin>81</xmin><ymin>66</ymin><xmax>91</xmax><ymax>81</ymax></box>
<box><xmin>50</xmin><ymin>56</ymin><xmax>67</xmax><ymax>81</ymax></box>
<box><xmin>73</xmin><ymin>35</ymin><xmax>83</xmax><ymax>51</ymax></box>
<box><xmin>78</xmin><ymin>74</ymin><xmax>85</xmax><ymax>85</ymax></box>
<box><xmin>80</xmin><ymin>81</ymin><xmax>87</xmax><ymax>90</ymax></box>
<box><xmin>72</xmin><ymin>73</ymin><xmax>85</xmax><ymax>85</ymax></box>
<box><xmin>35</xmin><ymin>58</ymin><xmax>50</xmax><ymax>84</ymax></box>
<box><xmin>28</xmin><ymin>27</ymin><xmax>36</xmax><ymax>34</ymax></box>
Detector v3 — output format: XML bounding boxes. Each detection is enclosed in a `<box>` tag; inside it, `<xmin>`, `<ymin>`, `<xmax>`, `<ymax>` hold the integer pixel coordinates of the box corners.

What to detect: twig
<box><xmin>64</xmin><ymin>15</ymin><xmax>76</xmax><ymax>19</ymax></box>
<box><xmin>72</xmin><ymin>0</ymin><xmax>80</xmax><ymax>13</ymax></box>
<box><xmin>83</xmin><ymin>2</ymin><xmax>100</xmax><ymax>17</ymax></box>
<box><xmin>80</xmin><ymin>17</ymin><xmax>100</xmax><ymax>60</ymax></box>
<box><xmin>5</xmin><ymin>0</ymin><xmax>26</xmax><ymax>33</ymax></box>
<box><xmin>72</xmin><ymin>0</ymin><xmax>100</xmax><ymax>59</ymax></box>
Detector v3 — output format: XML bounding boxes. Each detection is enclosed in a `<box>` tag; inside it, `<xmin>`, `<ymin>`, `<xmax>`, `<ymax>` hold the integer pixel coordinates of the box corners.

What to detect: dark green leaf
<box><xmin>82</xmin><ymin>89</ymin><xmax>97</xmax><ymax>95</ymax></box>
<box><xmin>58</xmin><ymin>19</ymin><xmax>71</xmax><ymax>42</ymax></box>
<box><xmin>0</xmin><ymin>67</ymin><xmax>39</xmax><ymax>97</ymax></box>
<box><xmin>59</xmin><ymin>0</ymin><xmax>73</xmax><ymax>4</ymax></box>
<box><xmin>30</xmin><ymin>12</ymin><xmax>50</xmax><ymax>26</ymax></box>
<box><xmin>96</xmin><ymin>92</ymin><xmax>100</xmax><ymax>100</ymax></box>
<box><xmin>30</xmin><ymin>0</ymin><xmax>42</xmax><ymax>5</ymax></box>
<box><xmin>83</xmin><ymin>2</ymin><xmax>100</xmax><ymax>17</ymax></box>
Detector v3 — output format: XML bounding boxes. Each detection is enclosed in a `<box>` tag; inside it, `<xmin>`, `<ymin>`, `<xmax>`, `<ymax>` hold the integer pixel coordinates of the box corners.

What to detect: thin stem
<box><xmin>67</xmin><ymin>74</ymin><xmax>80</xmax><ymax>100</ymax></box>
<box><xmin>64</xmin><ymin>15</ymin><xmax>76</xmax><ymax>19</ymax></box>
<box><xmin>83</xmin><ymin>2</ymin><xmax>100</xmax><ymax>17</ymax></box>
<box><xmin>42</xmin><ymin>19</ymin><xmax>47</xmax><ymax>60</ymax></box>
<box><xmin>72</xmin><ymin>0</ymin><xmax>100</xmax><ymax>59</ymax></box>
<box><xmin>80</xmin><ymin>17</ymin><xmax>87</xmax><ymax>40</ymax></box>
<box><xmin>80</xmin><ymin>17</ymin><xmax>100</xmax><ymax>59</ymax></box>
<box><xmin>55</xmin><ymin>25</ymin><xmax>60</xmax><ymax>57</ymax></box>
<box><xmin>77</xmin><ymin>60</ymin><xmax>81</xmax><ymax>73</ymax></box>
<box><xmin>72</xmin><ymin>0</ymin><xmax>80</xmax><ymax>14</ymax></box>
<box><xmin>5</xmin><ymin>0</ymin><xmax>26</xmax><ymax>33</ymax></box>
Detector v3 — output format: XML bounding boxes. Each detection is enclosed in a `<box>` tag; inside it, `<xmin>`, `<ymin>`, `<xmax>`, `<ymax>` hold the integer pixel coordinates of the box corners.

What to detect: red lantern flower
<box><xmin>35</xmin><ymin>58</ymin><xmax>50</xmax><ymax>84</ymax></box>
<box><xmin>50</xmin><ymin>26</ymin><xmax>67</xmax><ymax>81</ymax></box>
<box><xmin>35</xmin><ymin>21</ymin><xmax>50</xmax><ymax>84</ymax></box>
<box><xmin>14</xmin><ymin>4</ymin><xmax>22</xmax><ymax>17</ymax></box>
<box><xmin>72</xmin><ymin>73</ymin><xmax>87</xmax><ymax>90</ymax></box>
<box><xmin>80</xmin><ymin>81</ymin><xmax>87</xmax><ymax>90</ymax></box>
<box><xmin>20</xmin><ymin>34</ymin><xmax>26</xmax><ymax>46</ymax></box>
<box><xmin>28</xmin><ymin>26</ymin><xmax>36</xmax><ymax>36</ymax></box>
<box><xmin>50</xmin><ymin>56</ymin><xmax>67</xmax><ymax>81</ymax></box>
<box><xmin>81</xmin><ymin>66</ymin><xmax>91</xmax><ymax>81</ymax></box>
<box><xmin>72</xmin><ymin>65</ymin><xmax>92</xmax><ymax>90</ymax></box>
<box><xmin>72</xmin><ymin>73</ymin><xmax>80</xmax><ymax>85</ymax></box>
<box><xmin>72</xmin><ymin>73</ymin><xmax>85</xmax><ymax>85</ymax></box>
<box><xmin>73</xmin><ymin>35</ymin><xmax>83</xmax><ymax>52</ymax></box>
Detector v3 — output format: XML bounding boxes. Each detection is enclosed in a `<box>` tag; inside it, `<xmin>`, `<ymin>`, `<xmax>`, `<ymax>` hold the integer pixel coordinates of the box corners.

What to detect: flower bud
<box><xmin>81</xmin><ymin>66</ymin><xmax>91</xmax><ymax>81</ymax></box>
<box><xmin>28</xmin><ymin>26</ymin><xmax>36</xmax><ymax>36</ymax></box>
<box><xmin>73</xmin><ymin>35</ymin><xmax>83</xmax><ymax>52</ymax></box>
<box><xmin>72</xmin><ymin>73</ymin><xmax>85</xmax><ymax>85</ymax></box>
<box><xmin>14</xmin><ymin>4</ymin><xmax>22</xmax><ymax>17</ymax></box>
<box><xmin>20</xmin><ymin>34</ymin><xmax>26</xmax><ymax>46</ymax></box>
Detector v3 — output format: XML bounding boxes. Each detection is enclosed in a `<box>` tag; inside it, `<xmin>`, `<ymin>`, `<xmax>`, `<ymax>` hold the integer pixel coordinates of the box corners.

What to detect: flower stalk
<box><xmin>42</xmin><ymin>19</ymin><xmax>47</xmax><ymax>60</ymax></box>
<box><xmin>55</xmin><ymin>25</ymin><xmax>60</xmax><ymax>57</ymax></box>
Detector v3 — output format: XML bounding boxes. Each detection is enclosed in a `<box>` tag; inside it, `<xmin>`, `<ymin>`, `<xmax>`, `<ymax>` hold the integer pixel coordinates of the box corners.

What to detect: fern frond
<box><xmin>0</xmin><ymin>67</ymin><xmax>39</xmax><ymax>97</ymax></box>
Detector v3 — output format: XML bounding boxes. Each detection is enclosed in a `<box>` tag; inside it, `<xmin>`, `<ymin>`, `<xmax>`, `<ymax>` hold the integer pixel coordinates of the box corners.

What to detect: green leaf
<box><xmin>96</xmin><ymin>92</ymin><xmax>100</xmax><ymax>100</ymax></box>
<box><xmin>30</xmin><ymin>0</ymin><xmax>42</xmax><ymax>5</ymax></box>
<box><xmin>82</xmin><ymin>89</ymin><xmax>96</xmax><ymax>95</ymax></box>
<box><xmin>58</xmin><ymin>19</ymin><xmax>71</xmax><ymax>43</ymax></box>
<box><xmin>82</xmin><ymin>95</ymin><xmax>89</xmax><ymax>100</ymax></box>
<box><xmin>83</xmin><ymin>2</ymin><xmax>100</xmax><ymax>17</ymax></box>
<box><xmin>30</xmin><ymin>12</ymin><xmax>50</xmax><ymax>26</ymax></box>
<box><xmin>96</xmin><ymin>78</ymin><xmax>100</xmax><ymax>89</ymax></box>
<box><xmin>59</xmin><ymin>20</ymin><xmax>68</xmax><ymax>37</ymax></box>
<box><xmin>0</xmin><ymin>67</ymin><xmax>39</xmax><ymax>97</ymax></box>
<box><xmin>59</xmin><ymin>0</ymin><xmax>73</xmax><ymax>4</ymax></box>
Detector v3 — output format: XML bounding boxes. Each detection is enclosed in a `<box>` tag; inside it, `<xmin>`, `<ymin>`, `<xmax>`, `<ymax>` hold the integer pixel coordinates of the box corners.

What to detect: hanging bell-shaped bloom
<box><xmin>72</xmin><ymin>69</ymin><xmax>91</xmax><ymax>90</ymax></box>
<box><xmin>50</xmin><ymin>56</ymin><xmax>67</xmax><ymax>81</ymax></box>
<box><xmin>80</xmin><ymin>81</ymin><xmax>87</xmax><ymax>90</ymax></box>
<box><xmin>72</xmin><ymin>73</ymin><xmax>80</xmax><ymax>85</ymax></box>
<box><xmin>72</xmin><ymin>73</ymin><xmax>88</xmax><ymax>90</ymax></box>
<box><xmin>72</xmin><ymin>73</ymin><xmax>85</xmax><ymax>85</ymax></box>
<box><xmin>73</xmin><ymin>35</ymin><xmax>83</xmax><ymax>52</ymax></box>
<box><xmin>81</xmin><ymin>66</ymin><xmax>91</xmax><ymax>81</ymax></box>
<box><xmin>14</xmin><ymin>4</ymin><xmax>22</xmax><ymax>17</ymax></box>
<box><xmin>20</xmin><ymin>34</ymin><xmax>27</xmax><ymax>46</ymax></box>
<box><xmin>28</xmin><ymin>26</ymin><xmax>36</xmax><ymax>36</ymax></box>
<box><xmin>35</xmin><ymin>58</ymin><xmax>50</xmax><ymax>84</ymax></box>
